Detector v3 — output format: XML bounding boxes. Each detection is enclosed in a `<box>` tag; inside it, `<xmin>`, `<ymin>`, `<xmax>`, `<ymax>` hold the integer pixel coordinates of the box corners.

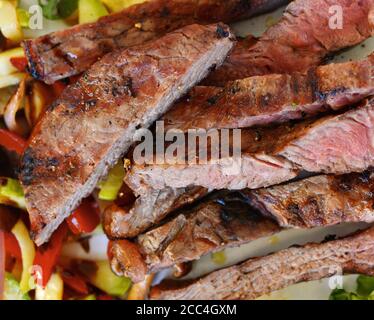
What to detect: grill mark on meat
<box><xmin>249</xmin><ymin>170</ymin><xmax>374</xmax><ymax>228</ymax></box>
<box><xmin>126</xmin><ymin>98</ymin><xmax>374</xmax><ymax>194</ymax></box>
<box><xmin>22</xmin><ymin>0</ymin><xmax>288</xmax><ymax>84</ymax></box>
<box><xmin>163</xmin><ymin>55</ymin><xmax>374</xmax><ymax>131</ymax></box>
<box><xmin>109</xmin><ymin>191</ymin><xmax>280</xmax><ymax>282</ymax></box>
<box><xmin>205</xmin><ymin>0</ymin><xmax>374</xmax><ymax>85</ymax></box>
<box><xmin>150</xmin><ymin>226</ymin><xmax>374</xmax><ymax>300</ymax></box>
<box><xmin>19</xmin><ymin>24</ymin><xmax>235</xmax><ymax>246</ymax></box>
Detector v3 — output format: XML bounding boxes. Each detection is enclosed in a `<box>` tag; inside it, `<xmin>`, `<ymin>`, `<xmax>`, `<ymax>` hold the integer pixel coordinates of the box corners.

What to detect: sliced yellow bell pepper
<box><xmin>0</xmin><ymin>1</ymin><xmax>23</xmax><ymax>42</ymax></box>
<box><xmin>88</xmin><ymin>260</ymin><xmax>131</xmax><ymax>297</ymax></box>
<box><xmin>98</xmin><ymin>161</ymin><xmax>125</xmax><ymax>201</ymax></box>
<box><xmin>101</xmin><ymin>0</ymin><xmax>145</xmax><ymax>12</ymax></box>
<box><xmin>35</xmin><ymin>272</ymin><xmax>64</xmax><ymax>300</ymax></box>
<box><xmin>11</xmin><ymin>219</ymin><xmax>36</xmax><ymax>293</ymax></box>
<box><xmin>79</xmin><ymin>0</ymin><xmax>108</xmax><ymax>24</ymax></box>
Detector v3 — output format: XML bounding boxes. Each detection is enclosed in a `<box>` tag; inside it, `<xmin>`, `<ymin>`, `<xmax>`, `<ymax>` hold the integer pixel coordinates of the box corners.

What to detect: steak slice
<box><xmin>249</xmin><ymin>171</ymin><xmax>374</xmax><ymax>228</ymax></box>
<box><xmin>206</xmin><ymin>0</ymin><xmax>374</xmax><ymax>85</ymax></box>
<box><xmin>110</xmin><ymin>191</ymin><xmax>281</xmax><ymax>282</ymax></box>
<box><xmin>103</xmin><ymin>186</ymin><xmax>207</xmax><ymax>238</ymax></box>
<box><xmin>19</xmin><ymin>23</ymin><xmax>235</xmax><ymax>246</ymax></box>
<box><xmin>23</xmin><ymin>0</ymin><xmax>288</xmax><ymax>84</ymax></box>
<box><xmin>151</xmin><ymin>226</ymin><xmax>374</xmax><ymax>300</ymax></box>
<box><xmin>164</xmin><ymin>55</ymin><xmax>374</xmax><ymax>131</ymax></box>
<box><xmin>126</xmin><ymin>98</ymin><xmax>374</xmax><ymax>193</ymax></box>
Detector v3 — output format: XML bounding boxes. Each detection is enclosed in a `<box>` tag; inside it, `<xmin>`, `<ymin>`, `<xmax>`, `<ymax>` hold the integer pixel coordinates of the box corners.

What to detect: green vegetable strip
<box><xmin>39</xmin><ymin>0</ymin><xmax>78</xmax><ymax>20</ymax></box>
<box><xmin>329</xmin><ymin>276</ymin><xmax>374</xmax><ymax>300</ymax></box>
<box><xmin>0</xmin><ymin>177</ymin><xmax>26</xmax><ymax>210</ymax></box>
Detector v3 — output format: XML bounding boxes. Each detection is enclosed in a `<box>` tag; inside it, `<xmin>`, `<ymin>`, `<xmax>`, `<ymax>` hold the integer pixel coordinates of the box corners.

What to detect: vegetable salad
<box><xmin>0</xmin><ymin>0</ymin><xmax>149</xmax><ymax>301</ymax></box>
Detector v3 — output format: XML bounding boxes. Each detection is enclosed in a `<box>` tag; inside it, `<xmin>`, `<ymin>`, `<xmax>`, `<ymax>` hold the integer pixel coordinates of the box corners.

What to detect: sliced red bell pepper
<box><xmin>10</xmin><ymin>57</ymin><xmax>28</xmax><ymax>72</ymax></box>
<box><xmin>0</xmin><ymin>128</ymin><xmax>27</xmax><ymax>155</ymax></box>
<box><xmin>0</xmin><ymin>230</ymin><xmax>5</xmax><ymax>300</ymax></box>
<box><xmin>32</xmin><ymin>223</ymin><xmax>68</xmax><ymax>287</ymax></box>
<box><xmin>97</xmin><ymin>294</ymin><xmax>114</xmax><ymax>300</ymax></box>
<box><xmin>4</xmin><ymin>232</ymin><xmax>21</xmax><ymax>260</ymax></box>
<box><xmin>66</xmin><ymin>197</ymin><xmax>100</xmax><ymax>235</ymax></box>
<box><xmin>61</xmin><ymin>271</ymin><xmax>89</xmax><ymax>295</ymax></box>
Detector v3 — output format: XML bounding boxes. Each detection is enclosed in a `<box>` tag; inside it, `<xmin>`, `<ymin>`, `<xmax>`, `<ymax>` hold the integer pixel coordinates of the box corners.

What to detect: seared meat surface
<box><xmin>23</xmin><ymin>0</ymin><xmax>288</xmax><ymax>84</ymax></box>
<box><xmin>206</xmin><ymin>0</ymin><xmax>374</xmax><ymax>85</ymax></box>
<box><xmin>104</xmin><ymin>186</ymin><xmax>207</xmax><ymax>238</ymax></box>
<box><xmin>110</xmin><ymin>191</ymin><xmax>280</xmax><ymax>281</ymax></box>
<box><xmin>164</xmin><ymin>55</ymin><xmax>374</xmax><ymax>131</ymax></box>
<box><xmin>249</xmin><ymin>171</ymin><xmax>374</xmax><ymax>228</ymax></box>
<box><xmin>126</xmin><ymin>98</ymin><xmax>374</xmax><ymax>192</ymax></box>
<box><xmin>151</xmin><ymin>226</ymin><xmax>374</xmax><ymax>300</ymax></box>
<box><xmin>20</xmin><ymin>24</ymin><xmax>235</xmax><ymax>245</ymax></box>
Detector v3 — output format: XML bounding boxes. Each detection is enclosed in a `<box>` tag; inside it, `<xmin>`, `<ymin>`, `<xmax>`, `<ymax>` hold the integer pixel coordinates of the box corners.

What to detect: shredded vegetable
<box><xmin>0</xmin><ymin>72</ymin><xmax>25</xmax><ymax>89</ymax></box>
<box><xmin>98</xmin><ymin>161</ymin><xmax>125</xmax><ymax>201</ymax></box>
<box><xmin>39</xmin><ymin>0</ymin><xmax>78</xmax><ymax>20</ymax></box>
<box><xmin>101</xmin><ymin>0</ymin><xmax>145</xmax><ymax>12</ymax></box>
<box><xmin>0</xmin><ymin>47</ymin><xmax>25</xmax><ymax>77</ymax></box>
<box><xmin>0</xmin><ymin>128</ymin><xmax>27</xmax><ymax>154</ymax></box>
<box><xmin>0</xmin><ymin>1</ymin><xmax>23</xmax><ymax>42</ymax></box>
<box><xmin>35</xmin><ymin>272</ymin><xmax>64</xmax><ymax>300</ymax></box>
<box><xmin>11</xmin><ymin>219</ymin><xmax>36</xmax><ymax>293</ymax></box>
<box><xmin>330</xmin><ymin>276</ymin><xmax>374</xmax><ymax>300</ymax></box>
<box><xmin>0</xmin><ymin>177</ymin><xmax>26</xmax><ymax>210</ymax></box>
<box><xmin>88</xmin><ymin>260</ymin><xmax>131</xmax><ymax>297</ymax></box>
<box><xmin>16</xmin><ymin>8</ymin><xmax>30</xmax><ymax>28</ymax></box>
<box><xmin>4</xmin><ymin>77</ymin><xmax>27</xmax><ymax>135</ymax></box>
<box><xmin>79</xmin><ymin>0</ymin><xmax>108</xmax><ymax>24</ymax></box>
<box><xmin>66</xmin><ymin>197</ymin><xmax>100</xmax><ymax>234</ymax></box>
<box><xmin>3</xmin><ymin>273</ymin><xmax>31</xmax><ymax>300</ymax></box>
<box><xmin>33</xmin><ymin>223</ymin><xmax>68</xmax><ymax>287</ymax></box>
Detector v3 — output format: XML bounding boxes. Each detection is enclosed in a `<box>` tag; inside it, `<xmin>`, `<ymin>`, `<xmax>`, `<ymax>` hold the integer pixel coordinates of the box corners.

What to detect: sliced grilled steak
<box><xmin>23</xmin><ymin>0</ymin><xmax>288</xmax><ymax>84</ymax></box>
<box><xmin>110</xmin><ymin>192</ymin><xmax>280</xmax><ymax>282</ymax></box>
<box><xmin>19</xmin><ymin>24</ymin><xmax>235</xmax><ymax>246</ymax></box>
<box><xmin>249</xmin><ymin>171</ymin><xmax>374</xmax><ymax>228</ymax></box>
<box><xmin>164</xmin><ymin>55</ymin><xmax>374</xmax><ymax>131</ymax></box>
<box><xmin>103</xmin><ymin>186</ymin><xmax>207</xmax><ymax>238</ymax></box>
<box><xmin>151</xmin><ymin>226</ymin><xmax>374</xmax><ymax>300</ymax></box>
<box><xmin>206</xmin><ymin>0</ymin><xmax>374</xmax><ymax>85</ymax></box>
<box><xmin>126</xmin><ymin>98</ymin><xmax>374</xmax><ymax>193</ymax></box>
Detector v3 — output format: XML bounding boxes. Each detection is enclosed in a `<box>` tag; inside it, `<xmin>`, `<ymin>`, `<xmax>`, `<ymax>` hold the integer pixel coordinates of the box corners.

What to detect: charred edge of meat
<box><xmin>20</xmin><ymin>148</ymin><xmax>62</xmax><ymax>186</ymax></box>
<box><xmin>22</xmin><ymin>40</ymin><xmax>44</xmax><ymax>81</ymax></box>
<box><xmin>216</xmin><ymin>24</ymin><xmax>231</xmax><ymax>39</ymax></box>
<box><xmin>19</xmin><ymin>148</ymin><xmax>39</xmax><ymax>186</ymax></box>
<box><xmin>231</xmin><ymin>0</ymin><xmax>290</xmax><ymax>17</ymax></box>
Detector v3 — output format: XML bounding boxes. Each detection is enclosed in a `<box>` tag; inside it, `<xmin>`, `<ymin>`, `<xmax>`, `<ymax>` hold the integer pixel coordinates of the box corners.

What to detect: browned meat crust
<box><xmin>110</xmin><ymin>192</ymin><xmax>280</xmax><ymax>282</ymax></box>
<box><xmin>23</xmin><ymin>0</ymin><xmax>288</xmax><ymax>84</ymax></box>
<box><xmin>164</xmin><ymin>55</ymin><xmax>374</xmax><ymax>131</ymax></box>
<box><xmin>249</xmin><ymin>171</ymin><xmax>374</xmax><ymax>228</ymax></box>
<box><xmin>126</xmin><ymin>98</ymin><xmax>374</xmax><ymax>193</ymax></box>
<box><xmin>151</xmin><ymin>226</ymin><xmax>374</xmax><ymax>300</ymax></box>
<box><xmin>205</xmin><ymin>0</ymin><xmax>374</xmax><ymax>85</ymax></box>
<box><xmin>103</xmin><ymin>186</ymin><xmax>207</xmax><ymax>238</ymax></box>
<box><xmin>19</xmin><ymin>24</ymin><xmax>235</xmax><ymax>246</ymax></box>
